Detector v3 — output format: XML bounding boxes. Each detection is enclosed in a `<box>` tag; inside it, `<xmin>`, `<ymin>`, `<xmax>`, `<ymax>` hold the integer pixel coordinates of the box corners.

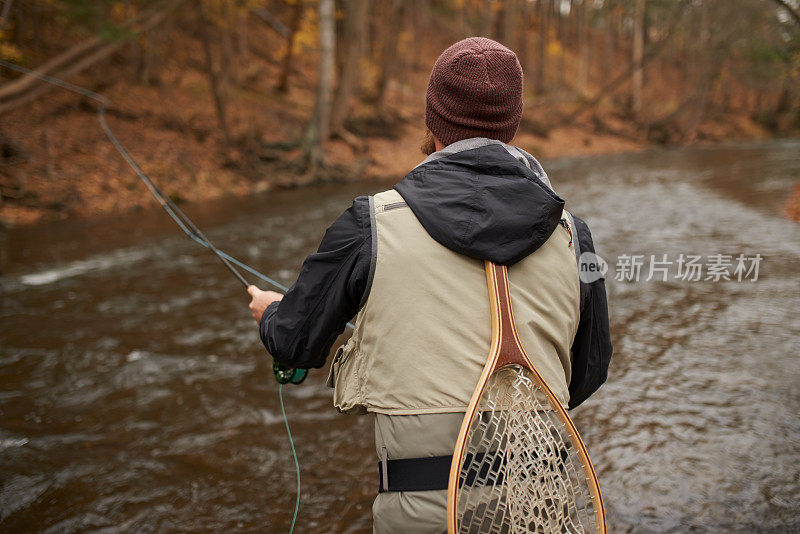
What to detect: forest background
<box><xmin>1</xmin><ymin>0</ymin><xmax>799</xmax><ymax>225</ymax></box>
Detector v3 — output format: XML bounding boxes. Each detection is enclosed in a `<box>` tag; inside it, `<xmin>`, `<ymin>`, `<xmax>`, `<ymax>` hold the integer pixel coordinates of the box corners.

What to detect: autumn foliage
<box><xmin>0</xmin><ymin>0</ymin><xmax>799</xmax><ymax>224</ymax></box>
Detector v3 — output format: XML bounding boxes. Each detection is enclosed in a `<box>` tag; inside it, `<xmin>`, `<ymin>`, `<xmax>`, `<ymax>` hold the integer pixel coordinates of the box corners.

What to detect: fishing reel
<box><xmin>273</xmin><ymin>361</ymin><xmax>308</xmax><ymax>385</ymax></box>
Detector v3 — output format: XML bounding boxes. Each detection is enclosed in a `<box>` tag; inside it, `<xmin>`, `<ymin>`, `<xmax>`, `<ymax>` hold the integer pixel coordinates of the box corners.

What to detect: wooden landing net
<box><xmin>447</xmin><ymin>262</ymin><xmax>605</xmax><ymax>533</ymax></box>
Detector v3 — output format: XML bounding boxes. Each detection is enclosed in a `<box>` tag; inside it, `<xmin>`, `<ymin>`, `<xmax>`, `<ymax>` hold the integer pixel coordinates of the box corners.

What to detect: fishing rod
<box><xmin>100</xmin><ymin>105</ymin><xmax>312</xmax><ymax>386</ymax></box>
<box><xmin>99</xmin><ymin>108</ymin><xmax>250</xmax><ymax>288</ymax></box>
<box><xmin>0</xmin><ymin>58</ymin><xmax>316</xmax><ymax>532</ymax></box>
<box><xmin>0</xmin><ymin>58</ymin><xmax>312</xmax><ymax>380</ymax></box>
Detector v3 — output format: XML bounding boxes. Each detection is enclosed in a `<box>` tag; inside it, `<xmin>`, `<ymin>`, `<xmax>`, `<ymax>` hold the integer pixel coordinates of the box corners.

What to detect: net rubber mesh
<box><xmin>455</xmin><ymin>364</ymin><xmax>598</xmax><ymax>533</ymax></box>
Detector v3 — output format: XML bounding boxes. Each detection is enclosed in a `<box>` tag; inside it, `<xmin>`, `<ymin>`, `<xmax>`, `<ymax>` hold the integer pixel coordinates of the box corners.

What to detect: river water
<box><xmin>1</xmin><ymin>140</ymin><xmax>799</xmax><ymax>533</ymax></box>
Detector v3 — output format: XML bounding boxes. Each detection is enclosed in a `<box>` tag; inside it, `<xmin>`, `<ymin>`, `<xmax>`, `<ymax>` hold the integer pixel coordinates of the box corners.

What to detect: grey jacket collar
<box><xmin>415</xmin><ymin>137</ymin><xmax>553</xmax><ymax>191</ymax></box>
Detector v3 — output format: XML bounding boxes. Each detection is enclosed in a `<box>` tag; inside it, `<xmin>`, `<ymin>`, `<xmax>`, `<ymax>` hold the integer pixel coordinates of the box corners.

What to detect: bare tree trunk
<box><xmin>374</xmin><ymin>0</ymin><xmax>403</xmax><ymax>112</ymax></box>
<box><xmin>577</xmin><ymin>0</ymin><xmax>589</xmax><ymax>96</ymax></box>
<box><xmin>504</xmin><ymin>0</ymin><xmax>517</xmax><ymax>46</ymax></box>
<box><xmin>493</xmin><ymin>1</ymin><xmax>504</xmax><ymax>40</ymax></box>
<box><xmin>556</xmin><ymin>0</ymin><xmax>565</xmax><ymax>89</ymax></box>
<box><xmin>196</xmin><ymin>1</ymin><xmax>231</xmax><ymax>146</ymax></box>
<box><xmin>632</xmin><ymin>0</ymin><xmax>645</xmax><ymax>117</ymax></box>
<box><xmin>42</xmin><ymin>129</ymin><xmax>56</xmax><ymax>181</ymax></box>
<box><xmin>411</xmin><ymin>0</ymin><xmax>428</xmax><ymax>70</ymax></box>
<box><xmin>517</xmin><ymin>0</ymin><xmax>529</xmax><ymax>76</ymax></box>
<box><xmin>0</xmin><ymin>0</ymin><xmax>14</xmax><ymax>30</ymax></box>
<box><xmin>330</xmin><ymin>0</ymin><xmax>367</xmax><ymax>138</ymax></box>
<box><xmin>775</xmin><ymin>81</ymin><xmax>791</xmax><ymax>114</ymax></box>
<box><xmin>683</xmin><ymin>0</ymin><xmax>712</xmax><ymax>140</ymax></box>
<box><xmin>458</xmin><ymin>1</ymin><xmax>469</xmax><ymax>38</ymax></box>
<box><xmin>221</xmin><ymin>3</ymin><xmax>235</xmax><ymax>85</ymax></box>
<box><xmin>535</xmin><ymin>0</ymin><xmax>548</xmax><ymax>95</ymax></box>
<box><xmin>601</xmin><ymin>7</ymin><xmax>613</xmax><ymax>87</ymax></box>
<box><xmin>237</xmin><ymin>8</ymin><xmax>248</xmax><ymax>57</ymax></box>
<box><xmin>276</xmin><ymin>0</ymin><xmax>304</xmax><ymax>93</ymax></box>
<box><xmin>137</xmin><ymin>31</ymin><xmax>152</xmax><ymax>84</ymax></box>
<box><xmin>479</xmin><ymin>0</ymin><xmax>493</xmax><ymax>37</ymax></box>
<box><xmin>719</xmin><ymin>60</ymin><xmax>732</xmax><ymax>111</ymax></box>
<box><xmin>130</xmin><ymin>3</ymin><xmax>154</xmax><ymax>86</ymax></box>
<box><xmin>13</xmin><ymin>0</ymin><xmax>23</xmax><ymax>45</ymax></box>
<box><xmin>303</xmin><ymin>0</ymin><xmax>335</xmax><ymax>175</ymax></box>
<box><xmin>495</xmin><ymin>0</ymin><xmax>516</xmax><ymax>45</ymax></box>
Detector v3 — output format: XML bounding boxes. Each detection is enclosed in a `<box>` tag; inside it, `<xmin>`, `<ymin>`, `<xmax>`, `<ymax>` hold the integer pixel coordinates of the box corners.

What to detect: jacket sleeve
<box><xmin>568</xmin><ymin>215</ymin><xmax>613</xmax><ymax>410</ymax></box>
<box><xmin>259</xmin><ymin>196</ymin><xmax>373</xmax><ymax>369</ymax></box>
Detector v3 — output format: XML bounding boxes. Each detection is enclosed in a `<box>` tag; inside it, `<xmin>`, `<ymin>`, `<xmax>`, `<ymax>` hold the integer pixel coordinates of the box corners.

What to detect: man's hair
<box><xmin>420</xmin><ymin>129</ymin><xmax>437</xmax><ymax>156</ymax></box>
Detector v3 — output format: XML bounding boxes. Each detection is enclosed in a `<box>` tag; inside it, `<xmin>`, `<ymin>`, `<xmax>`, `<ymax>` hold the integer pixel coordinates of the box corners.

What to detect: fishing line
<box><xmin>0</xmin><ymin>58</ymin><xmax>342</xmax><ymax>532</ymax></box>
<box><xmin>279</xmin><ymin>383</ymin><xmax>301</xmax><ymax>534</ymax></box>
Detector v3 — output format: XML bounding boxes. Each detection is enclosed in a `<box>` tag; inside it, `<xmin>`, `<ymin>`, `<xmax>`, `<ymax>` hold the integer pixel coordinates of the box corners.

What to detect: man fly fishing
<box><xmin>248</xmin><ymin>37</ymin><xmax>613</xmax><ymax>533</ymax></box>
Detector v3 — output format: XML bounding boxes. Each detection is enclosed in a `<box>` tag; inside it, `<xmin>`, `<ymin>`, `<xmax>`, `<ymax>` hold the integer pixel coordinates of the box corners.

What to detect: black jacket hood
<box><xmin>394</xmin><ymin>144</ymin><xmax>565</xmax><ymax>265</ymax></box>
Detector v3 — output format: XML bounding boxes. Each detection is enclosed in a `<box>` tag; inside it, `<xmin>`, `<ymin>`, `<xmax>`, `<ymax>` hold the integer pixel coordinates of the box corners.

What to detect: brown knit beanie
<box><xmin>425</xmin><ymin>37</ymin><xmax>523</xmax><ymax>147</ymax></box>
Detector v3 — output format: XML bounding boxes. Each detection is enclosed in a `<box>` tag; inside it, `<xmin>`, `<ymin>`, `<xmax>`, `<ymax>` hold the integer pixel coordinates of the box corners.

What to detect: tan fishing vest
<box><xmin>327</xmin><ymin>189</ymin><xmax>580</xmax><ymax>415</ymax></box>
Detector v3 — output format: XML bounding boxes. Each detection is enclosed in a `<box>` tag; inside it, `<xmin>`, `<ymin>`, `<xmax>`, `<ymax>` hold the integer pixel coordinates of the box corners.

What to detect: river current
<box><xmin>1</xmin><ymin>139</ymin><xmax>799</xmax><ymax>532</ymax></box>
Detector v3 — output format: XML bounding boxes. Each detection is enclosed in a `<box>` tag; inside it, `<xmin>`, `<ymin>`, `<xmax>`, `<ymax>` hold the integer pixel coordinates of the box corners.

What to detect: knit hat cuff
<box><xmin>425</xmin><ymin>101</ymin><xmax>521</xmax><ymax>147</ymax></box>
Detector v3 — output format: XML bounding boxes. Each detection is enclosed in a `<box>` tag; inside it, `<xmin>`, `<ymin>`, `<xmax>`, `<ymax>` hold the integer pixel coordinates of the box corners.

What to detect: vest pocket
<box><xmin>330</xmin><ymin>341</ymin><xmax>367</xmax><ymax>414</ymax></box>
<box><xmin>326</xmin><ymin>344</ymin><xmax>347</xmax><ymax>388</ymax></box>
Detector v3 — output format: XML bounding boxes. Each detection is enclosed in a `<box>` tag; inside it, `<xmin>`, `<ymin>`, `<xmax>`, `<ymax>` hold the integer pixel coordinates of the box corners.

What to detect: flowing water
<box><xmin>1</xmin><ymin>140</ymin><xmax>799</xmax><ymax>533</ymax></box>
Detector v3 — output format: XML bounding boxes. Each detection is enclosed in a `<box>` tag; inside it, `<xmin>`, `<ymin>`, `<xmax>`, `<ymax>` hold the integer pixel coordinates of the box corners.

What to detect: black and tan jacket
<box><xmin>260</xmin><ymin>138</ymin><xmax>613</xmax><ymax>411</ymax></box>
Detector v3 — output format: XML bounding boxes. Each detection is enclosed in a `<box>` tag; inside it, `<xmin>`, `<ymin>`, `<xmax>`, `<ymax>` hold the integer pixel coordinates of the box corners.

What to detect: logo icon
<box><xmin>579</xmin><ymin>252</ymin><xmax>608</xmax><ymax>283</ymax></box>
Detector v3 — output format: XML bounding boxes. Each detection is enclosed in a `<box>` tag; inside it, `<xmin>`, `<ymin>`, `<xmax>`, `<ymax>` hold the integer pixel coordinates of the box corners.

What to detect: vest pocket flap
<box><xmin>326</xmin><ymin>344</ymin><xmax>348</xmax><ymax>389</ymax></box>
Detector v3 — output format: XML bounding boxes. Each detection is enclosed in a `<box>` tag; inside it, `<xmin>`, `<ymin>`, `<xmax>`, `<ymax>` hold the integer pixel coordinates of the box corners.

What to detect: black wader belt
<box><xmin>377</xmin><ymin>451</ymin><xmax>506</xmax><ymax>493</ymax></box>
